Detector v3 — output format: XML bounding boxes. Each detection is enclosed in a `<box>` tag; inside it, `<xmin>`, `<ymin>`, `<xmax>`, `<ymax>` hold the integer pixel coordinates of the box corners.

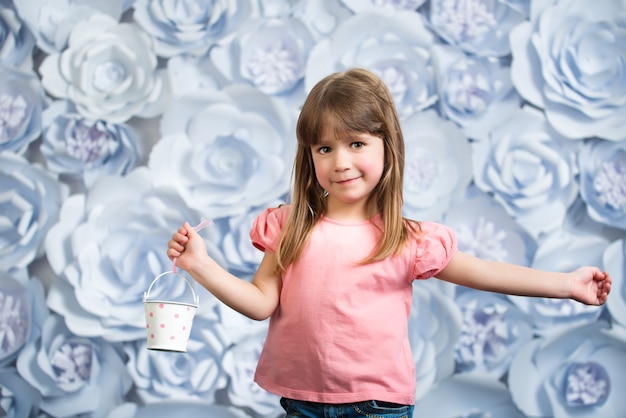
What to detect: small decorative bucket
<box><xmin>143</xmin><ymin>271</ymin><xmax>199</xmax><ymax>352</ymax></box>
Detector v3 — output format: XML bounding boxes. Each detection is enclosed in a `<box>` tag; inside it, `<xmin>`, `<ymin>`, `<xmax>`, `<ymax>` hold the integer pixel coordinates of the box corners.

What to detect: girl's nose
<box><xmin>333</xmin><ymin>149</ymin><xmax>351</xmax><ymax>171</ymax></box>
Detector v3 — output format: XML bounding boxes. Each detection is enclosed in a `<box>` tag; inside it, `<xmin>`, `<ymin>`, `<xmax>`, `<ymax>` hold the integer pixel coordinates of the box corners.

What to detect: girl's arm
<box><xmin>167</xmin><ymin>222</ymin><xmax>281</xmax><ymax>320</ymax></box>
<box><xmin>436</xmin><ymin>251</ymin><xmax>612</xmax><ymax>306</ymax></box>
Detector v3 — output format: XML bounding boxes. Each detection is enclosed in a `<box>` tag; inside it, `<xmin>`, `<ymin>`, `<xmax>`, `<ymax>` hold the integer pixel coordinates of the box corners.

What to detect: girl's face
<box><xmin>311</xmin><ymin>130</ymin><xmax>385</xmax><ymax>218</ymax></box>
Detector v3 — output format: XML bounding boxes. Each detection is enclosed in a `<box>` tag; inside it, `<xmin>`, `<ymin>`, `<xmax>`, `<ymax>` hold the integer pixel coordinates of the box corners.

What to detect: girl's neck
<box><xmin>324</xmin><ymin>198</ymin><xmax>376</xmax><ymax>223</ymax></box>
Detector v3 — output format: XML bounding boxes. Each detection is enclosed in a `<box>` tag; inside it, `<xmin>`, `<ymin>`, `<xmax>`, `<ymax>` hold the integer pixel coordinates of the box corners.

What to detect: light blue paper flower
<box><xmin>414</xmin><ymin>374</ymin><xmax>525</xmax><ymax>417</ymax></box>
<box><xmin>0</xmin><ymin>65</ymin><xmax>46</xmax><ymax>155</ymax></box>
<box><xmin>38</xmin><ymin>13</ymin><xmax>171</xmax><ymax>123</ymax></box>
<box><xmin>16</xmin><ymin>314</ymin><xmax>132</xmax><ymax>417</ymax></box>
<box><xmin>409</xmin><ymin>281</ymin><xmax>462</xmax><ymax>400</ymax></box>
<box><xmin>509</xmin><ymin>227</ymin><xmax>611</xmax><ymax>333</ymax></box>
<box><xmin>0</xmin><ymin>2</ymin><xmax>35</xmax><ymax>70</ymax></box>
<box><xmin>472</xmin><ymin>107</ymin><xmax>580</xmax><ymax>239</ymax></box>
<box><xmin>151</xmin><ymin>84</ymin><xmax>296</xmax><ymax>219</ymax></box>
<box><xmin>44</xmin><ymin>167</ymin><xmax>225</xmax><ymax>342</ymax></box>
<box><xmin>510</xmin><ymin>0</ymin><xmax>626</xmax><ymax>141</ymax></box>
<box><xmin>508</xmin><ymin>322</ymin><xmax>626</xmax><ymax>418</ymax></box>
<box><xmin>305</xmin><ymin>10</ymin><xmax>439</xmax><ymax>117</ymax></box>
<box><xmin>604</xmin><ymin>239</ymin><xmax>625</xmax><ymax>328</ymax></box>
<box><xmin>432</xmin><ymin>44</ymin><xmax>522</xmax><ymax>140</ymax></box>
<box><xmin>341</xmin><ymin>0</ymin><xmax>426</xmax><ymax>13</ymax></box>
<box><xmin>13</xmin><ymin>0</ymin><xmax>125</xmax><ymax>54</ymax></box>
<box><xmin>428</xmin><ymin>0</ymin><xmax>526</xmax><ymax>57</ymax></box>
<box><xmin>579</xmin><ymin>138</ymin><xmax>626</xmax><ymax>230</ymax></box>
<box><xmin>40</xmin><ymin>100</ymin><xmax>141</xmax><ymax>189</ymax></box>
<box><xmin>0</xmin><ymin>366</ymin><xmax>41</xmax><ymax>418</ymax></box>
<box><xmin>132</xmin><ymin>0</ymin><xmax>252</xmax><ymax>58</ymax></box>
<box><xmin>124</xmin><ymin>315</ymin><xmax>229</xmax><ymax>404</ymax></box>
<box><xmin>401</xmin><ymin>110</ymin><xmax>472</xmax><ymax>222</ymax></box>
<box><xmin>0</xmin><ymin>152</ymin><xmax>67</xmax><ymax>273</ymax></box>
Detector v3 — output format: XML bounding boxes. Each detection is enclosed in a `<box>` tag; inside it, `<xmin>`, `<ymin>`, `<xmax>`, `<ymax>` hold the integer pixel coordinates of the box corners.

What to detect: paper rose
<box><xmin>414</xmin><ymin>374</ymin><xmax>525</xmax><ymax>417</ymax></box>
<box><xmin>0</xmin><ymin>366</ymin><xmax>42</xmax><ymax>418</ymax></box>
<box><xmin>428</xmin><ymin>0</ymin><xmax>526</xmax><ymax>57</ymax></box>
<box><xmin>510</xmin><ymin>0</ymin><xmax>626</xmax><ymax>141</ymax></box>
<box><xmin>444</xmin><ymin>186</ymin><xmax>536</xmax><ymax>266</ymax></box>
<box><xmin>0</xmin><ymin>64</ymin><xmax>46</xmax><ymax>155</ymax></box>
<box><xmin>508</xmin><ymin>322</ymin><xmax>626</xmax><ymax>418</ymax></box>
<box><xmin>40</xmin><ymin>100</ymin><xmax>141</xmax><ymax>189</ymax></box>
<box><xmin>44</xmin><ymin>167</ymin><xmax>226</xmax><ymax>342</ymax></box>
<box><xmin>578</xmin><ymin>138</ymin><xmax>626</xmax><ymax>230</ymax></box>
<box><xmin>150</xmin><ymin>84</ymin><xmax>295</xmax><ymax>219</ymax></box>
<box><xmin>16</xmin><ymin>314</ymin><xmax>132</xmax><ymax>417</ymax></box>
<box><xmin>472</xmin><ymin>107</ymin><xmax>580</xmax><ymax>239</ymax></box>
<box><xmin>604</xmin><ymin>239</ymin><xmax>625</xmax><ymax>328</ymax></box>
<box><xmin>132</xmin><ymin>0</ymin><xmax>252</xmax><ymax>58</ymax></box>
<box><xmin>509</xmin><ymin>227</ymin><xmax>611</xmax><ymax>333</ymax></box>
<box><xmin>341</xmin><ymin>0</ymin><xmax>427</xmax><ymax>13</ymax></box>
<box><xmin>0</xmin><ymin>3</ymin><xmax>35</xmax><ymax>70</ymax></box>
<box><xmin>409</xmin><ymin>281</ymin><xmax>461</xmax><ymax>400</ymax></box>
<box><xmin>305</xmin><ymin>10</ymin><xmax>439</xmax><ymax>117</ymax></box>
<box><xmin>124</xmin><ymin>315</ymin><xmax>230</xmax><ymax>404</ymax></box>
<box><xmin>13</xmin><ymin>0</ymin><xmax>125</xmax><ymax>54</ymax></box>
<box><xmin>401</xmin><ymin>110</ymin><xmax>472</xmax><ymax>222</ymax></box>
<box><xmin>38</xmin><ymin>13</ymin><xmax>171</xmax><ymax>123</ymax></box>
<box><xmin>0</xmin><ymin>152</ymin><xmax>67</xmax><ymax>274</ymax></box>
<box><xmin>432</xmin><ymin>45</ymin><xmax>522</xmax><ymax>140</ymax></box>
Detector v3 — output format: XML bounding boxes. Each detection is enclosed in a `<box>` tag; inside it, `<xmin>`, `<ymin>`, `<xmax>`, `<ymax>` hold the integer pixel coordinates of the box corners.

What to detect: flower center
<box><xmin>455</xmin><ymin>216</ymin><xmax>508</xmax><ymax>261</ymax></box>
<box><xmin>246</xmin><ymin>41</ymin><xmax>300</xmax><ymax>93</ymax></box>
<box><xmin>67</xmin><ymin>120</ymin><xmax>113</xmax><ymax>163</ymax></box>
<box><xmin>564</xmin><ymin>362</ymin><xmax>610</xmax><ymax>407</ymax></box>
<box><xmin>445</xmin><ymin>61</ymin><xmax>491</xmax><ymax>114</ymax></box>
<box><xmin>432</xmin><ymin>0</ymin><xmax>497</xmax><ymax>41</ymax></box>
<box><xmin>405</xmin><ymin>157</ymin><xmax>439</xmax><ymax>193</ymax></box>
<box><xmin>456</xmin><ymin>300</ymin><xmax>513</xmax><ymax>371</ymax></box>
<box><xmin>92</xmin><ymin>62</ymin><xmax>126</xmax><ymax>93</ymax></box>
<box><xmin>50</xmin><ymin>341</ymin><xmax>92</xmax><ymax>385</ymax></box>
<box><xmin>0</xmin><ymin>93</ymin><xmax>27</xmax><ymax>141</ymax></box>
<box><xmin>593</xmin><ymin>152</ymin><xmax>626</xmax><ymax>211</ymax></box>
<box><xmin>0</xmin><ymin>289</ymin><xmax>29</xmax><ymax>359</ymax></box>
<box><xmin>371</xmin><ymin>0</ymin><xmax>424</xmax><ymax>10</ymax></box>
<box><xmin>373</xmin><ymin>66</ymin><xmax>409</xmax><ymax>106</ymax></box>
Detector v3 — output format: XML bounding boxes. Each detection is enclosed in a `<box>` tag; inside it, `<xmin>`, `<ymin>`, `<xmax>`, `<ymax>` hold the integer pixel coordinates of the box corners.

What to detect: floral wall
<box><xmin>1</xmin><ymin>0</ymin><xmax>625</xmax><ymax>417</ymax></box>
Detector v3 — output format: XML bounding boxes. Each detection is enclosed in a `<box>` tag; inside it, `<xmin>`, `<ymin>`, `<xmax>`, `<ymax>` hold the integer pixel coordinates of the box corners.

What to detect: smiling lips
<box><xmin>334</xmin><ymin>176</ymin><xmax>360</xmax><ymax>185</ymax></box>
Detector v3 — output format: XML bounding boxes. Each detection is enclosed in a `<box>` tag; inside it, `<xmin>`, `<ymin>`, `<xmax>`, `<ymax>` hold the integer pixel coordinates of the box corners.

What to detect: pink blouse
<box><xmin>250</xmin><ymin>205</ymin><xmax>457</xmax><ymax>405</ymax></box>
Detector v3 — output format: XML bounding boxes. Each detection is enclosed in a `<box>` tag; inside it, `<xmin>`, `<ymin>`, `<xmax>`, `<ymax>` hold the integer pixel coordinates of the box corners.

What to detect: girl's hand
<box><xmin>167</xmin><ymin>222</ymin><xmax>207</xmax><ymax>272</ymax></box>
<box><xmin>570</xmin><ymin>267</ymin><xmax>612</xmax><ymax>306</ymax></box>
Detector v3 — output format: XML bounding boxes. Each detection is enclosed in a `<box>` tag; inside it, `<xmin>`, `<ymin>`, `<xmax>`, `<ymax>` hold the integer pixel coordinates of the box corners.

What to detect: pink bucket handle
<box><xmin>143</xmin><ymin>271</ymin><xmax>199</xmax><ymax>307</ymax></box>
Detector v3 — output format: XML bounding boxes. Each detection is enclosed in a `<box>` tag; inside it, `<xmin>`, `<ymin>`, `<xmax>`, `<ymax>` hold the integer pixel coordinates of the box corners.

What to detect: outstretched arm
<box><xmin>167</xmin><ymin>222</ymin><xmax>281</xmax><ymax>320</ymax></box>
<box><xmin>436</xmin><ymin>251</ymin><xmax>612</xmax><ymax>306</ymax></box>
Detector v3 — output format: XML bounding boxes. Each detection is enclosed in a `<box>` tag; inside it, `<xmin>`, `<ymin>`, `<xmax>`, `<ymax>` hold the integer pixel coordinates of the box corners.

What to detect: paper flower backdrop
<box><xmin>1</xmin><ymin>0</ymin><xmax>624</xmax><ymax>417</ymax></box>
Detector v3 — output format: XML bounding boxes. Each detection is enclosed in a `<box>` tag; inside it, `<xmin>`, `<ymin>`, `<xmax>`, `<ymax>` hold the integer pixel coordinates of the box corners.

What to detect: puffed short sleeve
<box><xmin>412</xmin><ymin>222</ymin><xmax>458</xmax><ymax>280</ymax></box>
<box><xmin>250</xmin><ymin>205</ymin><xmax>289</xmax><ymax>253</ymax></box>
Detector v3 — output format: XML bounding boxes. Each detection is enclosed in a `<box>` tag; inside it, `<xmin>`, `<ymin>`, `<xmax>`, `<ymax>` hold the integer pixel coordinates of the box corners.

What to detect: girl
<box><xmin>167</xmin><ymin>68</ymin><xmax>612</xmax><ymax>418</ymax></box>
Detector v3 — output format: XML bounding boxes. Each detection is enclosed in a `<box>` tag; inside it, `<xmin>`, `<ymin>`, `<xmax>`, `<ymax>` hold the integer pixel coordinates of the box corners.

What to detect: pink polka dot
<box><xmin>146</xmin><ymin>324</ymin><xmax>149</xmax><ymax>328</ymax></box>
<box><xmin>149</xmin><ymin>312</ymin><xmax>154</xmax><ymax>317</ymax></box>
<box><xmin>170</xmin><ymin>336</ymin><xmax>176</xmax><ymax>340</ymax></box>
<box><xmin>159</xmin><ymin>303</ymin><xmax>164</xmax><ymax>309</ymax></box>
<box><xmin>174</xmin><ymin>314</ymin><xmax>179</xmax><ymax>319</ymax></box>
<box><xmin>150</xmin><ymin>334</ymin><xmax>155</xmax><ymax>339</ymax></box>
<box><xmin>182</xmin><ymin>326</ymin><xmax>187</xmax><ymax>331</ymax></box>
<box><xmin>160</xmin><ymin>324</ymin><xmax>165</xmax><ymax>328</ymax></box>
<box><xmin>186</xmin><ymin>307</ymin><xmax>190</xmax><ymax>311</ymax></box>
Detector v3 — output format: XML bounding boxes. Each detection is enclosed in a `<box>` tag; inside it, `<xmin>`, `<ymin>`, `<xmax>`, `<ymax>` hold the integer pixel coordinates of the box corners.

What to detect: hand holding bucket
<box><xmin>143</xmin><ymin>219</ymin><xmax>212</xmax><ymax>352</ymax></box>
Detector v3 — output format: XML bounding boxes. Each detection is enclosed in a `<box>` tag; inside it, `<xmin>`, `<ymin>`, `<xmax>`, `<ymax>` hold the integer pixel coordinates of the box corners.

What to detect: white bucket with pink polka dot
<box><xmin>143</xmin><ymin>271</ymin><xmax>199</xmax><ymax>352</ymax></box>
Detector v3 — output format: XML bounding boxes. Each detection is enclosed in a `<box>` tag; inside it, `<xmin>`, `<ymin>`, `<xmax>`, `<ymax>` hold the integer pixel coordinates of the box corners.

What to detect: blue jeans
<box><xmin>280</xmin><ymin>397</ymin><xmax>414</xmax><ymax>417</ymax></box>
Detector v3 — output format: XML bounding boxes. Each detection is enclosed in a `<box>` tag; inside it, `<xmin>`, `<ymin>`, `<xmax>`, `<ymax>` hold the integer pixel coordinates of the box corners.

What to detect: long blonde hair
<box><xmin>275</xmin><ymin>68</ymin><xmax>418</xmax><ymax>271</ymax></box>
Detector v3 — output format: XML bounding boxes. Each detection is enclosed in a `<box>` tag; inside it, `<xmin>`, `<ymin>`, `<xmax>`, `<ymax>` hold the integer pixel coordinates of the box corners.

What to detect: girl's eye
<box><xmin>351</xmin><ymin>142</ymin><xmax>364</xmax><ymax>149</ymax></box>
<box><xmin>318</xmin><ymin>146</ymin><xmax>331</xmax><ymax>154</ymax></box>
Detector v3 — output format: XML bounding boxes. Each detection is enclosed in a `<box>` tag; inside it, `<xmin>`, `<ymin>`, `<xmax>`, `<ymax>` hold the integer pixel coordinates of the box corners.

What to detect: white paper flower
<box><xmin>604</xmin><ymin>239</ymin><xmax>625</xmax><ymax>328</ymax></box>
<box><xmin>0</xmin><ymin>3</ymin><xmax>35</xmax><ymax>70</ymax></box>
<box><xmin>305</xmin><ymin>10</ymin><xmax>439</xmax><ymax>117</ymax></box>
<box><xmin>428</xmin><ymin>0</ymin><xmax>526</xmax><ymax>57</ymax></box>
<box><xmin>0</xmin><ymin>152</ymin><xmax>67</xmax><ymax>274</ymax></box>
<box><xmin>150</xmin><ymin>85</ymin><xmax>295</xmax><ymax>219</ymax></box>
<box><xmin>38</xmin><ymin>13</ymin><xmax>171</xmax><ymax>123</ymax></box>
<box><xmin>0</xmin><ymin>65</ymin><xmax>46</xmax><ymax>155</ymax></box>
<box><xmin>510</xmin><ymin>0</ymin><xmax>626</xmax><ymax>141</ymax></box>
<box><xmin>402</xmin><ymin>110</ymin><xmax>472</xmax><ymax>222</ymax></box>
<box><xmin>0</xmin><ymin>366</ymin><xmax>42</xmax><ymax>418</ymax></box>
<box><xmin>509</xmin><ymin>227</ymin><xmax>611</xmax><ymax>333</ymax></box>
<box><xmin>44</xmin><ymin>168</ymin><xmax>225</xmax><ymax>341</ymax></box>
<box><xmin>472</xmin><ymin>107</ymin><xmax>580</xmax><ymax>238</ymax></box>
<box><xmin>16</xmin><ymin>314</ymin><xmax>132</xmax><ymax>417</ymax></box>
<box><xmin>409</xmin><ymin>281</ymin><xmax>461</xmax><ymax>400</ymax></box>
<box><xmin>578</xmin><ymin>138</ymin><xmax>626</xmax><ymax>230</ymax></box>
<box><xmin>432</xmin><ymin>44</ymin><xmax>522</xmax><ymax>140</ymax></box>
<box><xmin>132</xmin><ymin>0</ymin><xmax>253</xmax><ymax>58</ymax></box>
<box><xmin>508</xmin><ymin>322</ymin><xmax>626</xmax><ymax>418</ymax></box>
<box><xmin>13</xmin><ymin>0</ymin><xmax>125</xmax><ymax>54</ymax></box>
<box><xmin>40</xmin><ymin>100</ymin><xmax>141</xmax><ymax>188</ymax></box>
